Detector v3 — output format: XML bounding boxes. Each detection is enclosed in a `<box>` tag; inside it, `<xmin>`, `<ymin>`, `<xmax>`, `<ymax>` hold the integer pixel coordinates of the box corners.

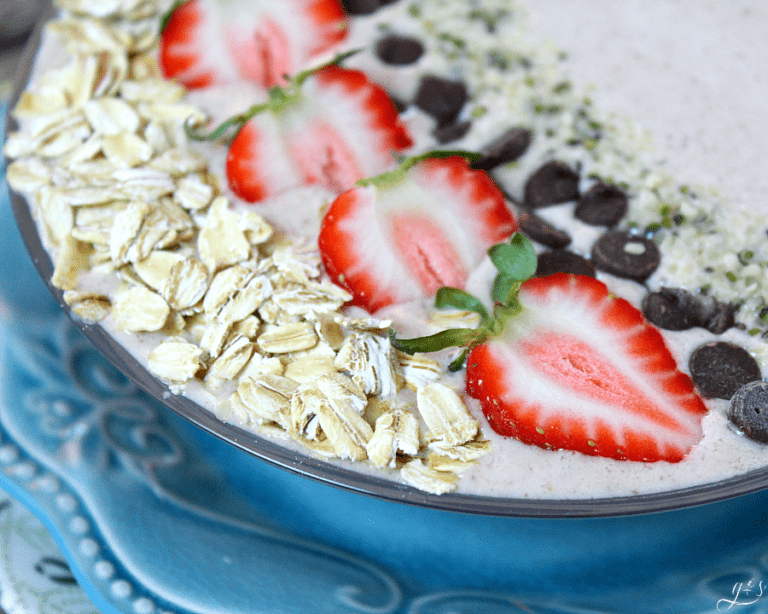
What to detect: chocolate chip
<box><xmin>414</xmin><ymin>75</ymin><xmax>468</xmax><ymax>127</ymax></box>
<box><xmin>697</xmin><ymin>296</ymin><xmax>737</xmax><ymax>334</ymax></box>
<box><xmin>590</xmin><ymin>230</ymin><xmax>660</xmax><ymax>282</ymax></box>
<box><xmin>471</xmin><ymin>128</ymin><xmax>532</xmax><ymax>171</ymax></box>
<box><xmin>728</xmin><ymin>381</ymin><xmax>768</xmax><ymax>443</ymax></box>
<box><xmin>433</xmin><ymin>120</ymin><xmax>472</xmax><ymax>143</ymax></box>
<box><xmin>535</xmin><ymin>250</ymin><xmax>595</xmax><ymax>278</ymax></box>
<box><xmin>340</xmin><ymin>0</ymin><xmax>380</xmax><ymax>14</ymax></box>
<box><xmin>642</xmin><ymin>288</ymin><xmax>699</xmax><ymax>331</ymax></box>
<box><xmin>574</xmin><ymin>182</ymin><xmax>628</xmax><ymax>227</ymax></box>
<box><xmin>375</xmin><ymin>35</ymin><xmax>424</xmax><ymax>65</ymax></box>
<box><xmin>689</xmin><ymin>342</ymin><xmax>762</xmax><ymax>400</ymax></box>
<box><xmin>518</xmin><ymin>210</ymin><xmax>571</xmax><ymax>249</ymax></box>
<box><xmin>523</xmin><ymin>160</ymin><xmax>580</xmax><ymax>209</ymax></box>
<box><xmin>641</xmin><ymin>287</ymin><xmax>735</xmax><ymax>334</ymax></box>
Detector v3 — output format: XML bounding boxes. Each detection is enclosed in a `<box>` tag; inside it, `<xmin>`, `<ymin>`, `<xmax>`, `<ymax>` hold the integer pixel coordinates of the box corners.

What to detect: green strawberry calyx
<box><xmin>355</xmin><ymin>150</ymin><xmax>482</xmax><ymax>190</ymax></box>
<box><xmin>389</xmin><ymin>232</ymin><xmax>537</xmax><ymax>371</ymax></box>
<box><xmin>184</xmin><ymin>49</ymin><xmax>360</xmax><ymax>143</ymax></box>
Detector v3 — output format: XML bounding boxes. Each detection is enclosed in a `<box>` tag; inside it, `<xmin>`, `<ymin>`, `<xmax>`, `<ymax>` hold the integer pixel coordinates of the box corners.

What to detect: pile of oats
<box><xmin>3</xmin><ymin>0</ymin><xmax>490</xmax><ymax>495</ymax></box>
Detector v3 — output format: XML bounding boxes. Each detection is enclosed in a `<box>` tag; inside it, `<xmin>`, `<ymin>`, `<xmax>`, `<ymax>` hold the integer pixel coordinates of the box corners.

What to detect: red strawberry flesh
<box><xmin>466</xmin><ymin>273</ymin><xmax>707</xmax><ymax>462</ymax></box>
<box><xmin>314</xmin><ymin>65</ymin><xmax>413</xmax><ymax>154</ymax></box>
<box><xmin>160</xmin><ymin>0</ymin><xmax>348</xmax><ymax>90</ymax></box>
<box><xmin>226</xmin><ymin>118</ymin><xmax>298</xmax><ymax>203</ymax></box>
<box><xmin>161</xmin><ymin>0</ymin><xmax>216</xmax><ymax>89</ymax></box>
<box><xmin>225</xmin><ymin>65</ymin><xmax>412</xmax><ymax>203</ymax></box>
<box><xmin>305</xmin><ymin>0</ymin><xmax>348</xmax><ymax>54</ymax></box>
<box><xmin>391</xmin><ymin>212</ymin><xmax>468</xmax><ymax>295</ymax></box>
<box><xmin>320</xmin><ymin>186</ymin><xmax>398</xmax><ymax>311</ymax></box>
<box><xmin>319</xmin><ymin>156</ymin><xmax>518</xmax><ymax>312</ymax></box>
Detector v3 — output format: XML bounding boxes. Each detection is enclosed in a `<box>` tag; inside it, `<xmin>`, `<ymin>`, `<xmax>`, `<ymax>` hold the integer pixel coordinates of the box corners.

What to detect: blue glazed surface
<box><xmin>4</xmin><ymin>108</ymin><xmax>768</xmax><ymax>614</ymax></box>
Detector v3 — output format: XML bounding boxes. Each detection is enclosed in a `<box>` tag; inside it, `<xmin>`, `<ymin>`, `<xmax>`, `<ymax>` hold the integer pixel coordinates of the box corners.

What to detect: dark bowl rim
<box><xmin>6</xmin><ymin>2</ymin><xmax>768</xmax><ymax>519</ymax></box>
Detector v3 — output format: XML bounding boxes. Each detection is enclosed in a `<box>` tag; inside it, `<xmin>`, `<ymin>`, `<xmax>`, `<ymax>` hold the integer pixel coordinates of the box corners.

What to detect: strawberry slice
<box><xmin>318</xmin><ymin>155</ymin><xmax>519</xmax><ymax>312</ymax></box>
<box><xmin>224</xmin><ymin>64</ymin><xmax>413</xmax><ymax>202</ymax></box>
<box><xmin>160</xmin><ymin>0</ymin><xmax>348</xmax><ymax>89</ymax></box>
<box><xmin>465</xmin><ymin>273</ymin><xmax>707</xmax><ymax>462</ymax></box>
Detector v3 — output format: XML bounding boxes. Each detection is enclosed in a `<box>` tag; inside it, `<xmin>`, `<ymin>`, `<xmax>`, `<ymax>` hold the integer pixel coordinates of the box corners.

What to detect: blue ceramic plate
<box><xmin>4</xmin><ymin>27</ymin><xmax>768</xmax><ymax>613</ymax></box>
<box><xmin>7</xmin><ymin>161</ymin><xmax>768</xmax><ymax>613</ymax></box>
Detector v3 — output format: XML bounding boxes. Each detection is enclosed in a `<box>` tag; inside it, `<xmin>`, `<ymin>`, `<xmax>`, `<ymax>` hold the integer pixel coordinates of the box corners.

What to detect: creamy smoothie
<box><xmin>6</xmin><ymin>0</ymin><xmax>768</xmax><ymax>499</ymax></box>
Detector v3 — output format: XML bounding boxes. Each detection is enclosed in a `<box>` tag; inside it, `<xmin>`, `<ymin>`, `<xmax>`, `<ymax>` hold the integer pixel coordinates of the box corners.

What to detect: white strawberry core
<box><xmin>190</xmin><ymin>0</ymin><xmax>333</xmax><ymax>87</ymax></box>
<box><xmin>391</xmin><ymin>212</ymin><xmax>468</xmax><ymax>294</ymax></box>
<box><xmin>226</xmin><ymin>18</ymin><xmax>291</xmax><ymax>87</ymax></box>
<box><xmin>298</xmin><ymin>77</ymin><xmax>400</xmax><ymax>178</ymax></box>
<box><xmin>288</xmin><ymin>122</ymin><xmax>363</xmax><ymax>194</ymax></box>
<box><xmin>519</xmin><ymin>333</ymin><xmax>689</xmax><ymax>434</ymax></box>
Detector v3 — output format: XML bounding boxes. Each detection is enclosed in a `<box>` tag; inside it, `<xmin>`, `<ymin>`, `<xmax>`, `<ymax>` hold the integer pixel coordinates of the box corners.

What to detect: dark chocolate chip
<box><xmin>375</xmin><ymin>35</ymin><xmax>425</xmax><ymax>65</ymax></box>
<box><xmin>518</xmin><ymin>210</ymin><xmax>571</xmax><ymax>249</ymax></box>
<box><xmin>697</xmin><ymin>296</ymin><xmax>737</xmax><ymax>334</ymax></box>
<box><xmin>523</xmin><ymin>160</ymin><xmax>580</xmax><ymax>209</ymax></box>
<box><xmin>689</xmin><ymin>341</ymin><xmax>762</xmax><ymax>400</ymax></box>
<box><xmin>413</xmin><ymin>75</ymin><xmax>468</xmax><ymax>127</ymax></box>
<box><xmin>471</xmin><ymin>128</ymin><xmax>532</xmax><ymax>171</ymax></box>
<box><xmin>641</xmin><ymin>287</ymin><xmax>735</xmax><ymax>334</ymax></box>
<box><xmin>590</xmin><ymin>230</ymin><xmax>660</xmax><ymax>282</ymax></box>
<box><xmin>728</xmin><ymin>381</ymin><xmax>768</xmax><ymax>443</ymax></box>
<box><xmin>535</xmin><ymin>249</ymin><xmax>595</xmax><ymax>278</ymax></box>
<box><xmin>642</xmin><ymin>288</ymin><xmax>699</xmax><ymax>331</ymax></box>
<box><xmin>340</xmin><ymin>0</ymin><xmax>380</xmax><ymax>14</ymax></box>
<box><xmin>574</xmin><ymin>182</ymin><xmax>628</xmax><ymax>227</ymax></box>
<box><xmin>433</xmin><ymin>120</ymin><xmax>472</xmax><ymax>143</ymax></box>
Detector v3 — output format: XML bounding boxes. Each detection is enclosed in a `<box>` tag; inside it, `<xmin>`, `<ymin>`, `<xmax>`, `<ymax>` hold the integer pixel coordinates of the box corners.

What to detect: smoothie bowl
<box><xmin>5</xmin><ymin>0</ymin><xmax>768</xmax><ymax>518</ymax></box>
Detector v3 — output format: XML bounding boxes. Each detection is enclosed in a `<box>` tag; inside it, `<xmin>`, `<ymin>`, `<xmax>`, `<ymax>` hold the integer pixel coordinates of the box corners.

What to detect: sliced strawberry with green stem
<box><xmin>390</xmin><ymin>231</ymin><xmax>536</xmax><ymax>369</ymax></box>
<box><xmin>186</xmin><ymin>52</ymin><xmax>413</xmax><ymax>202</ymax></box>
<box><xmin>318</xmin><ymin>152</ymin><xmax>519</xmax><ymax>312</ymax></box>
<box><xmin>160</xmin><ymin>0</ymin><xmax>348</xmax><ymax>89</ymax></box>
<box><xmin>184</xmin><ymin>50</ymin><xmax>359</xmax><ymax>141</ymax></box>
<box><xmin>390</xmin><ymin>233</ymin><xmax>707</xmax><ymax>463</ymax></box>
